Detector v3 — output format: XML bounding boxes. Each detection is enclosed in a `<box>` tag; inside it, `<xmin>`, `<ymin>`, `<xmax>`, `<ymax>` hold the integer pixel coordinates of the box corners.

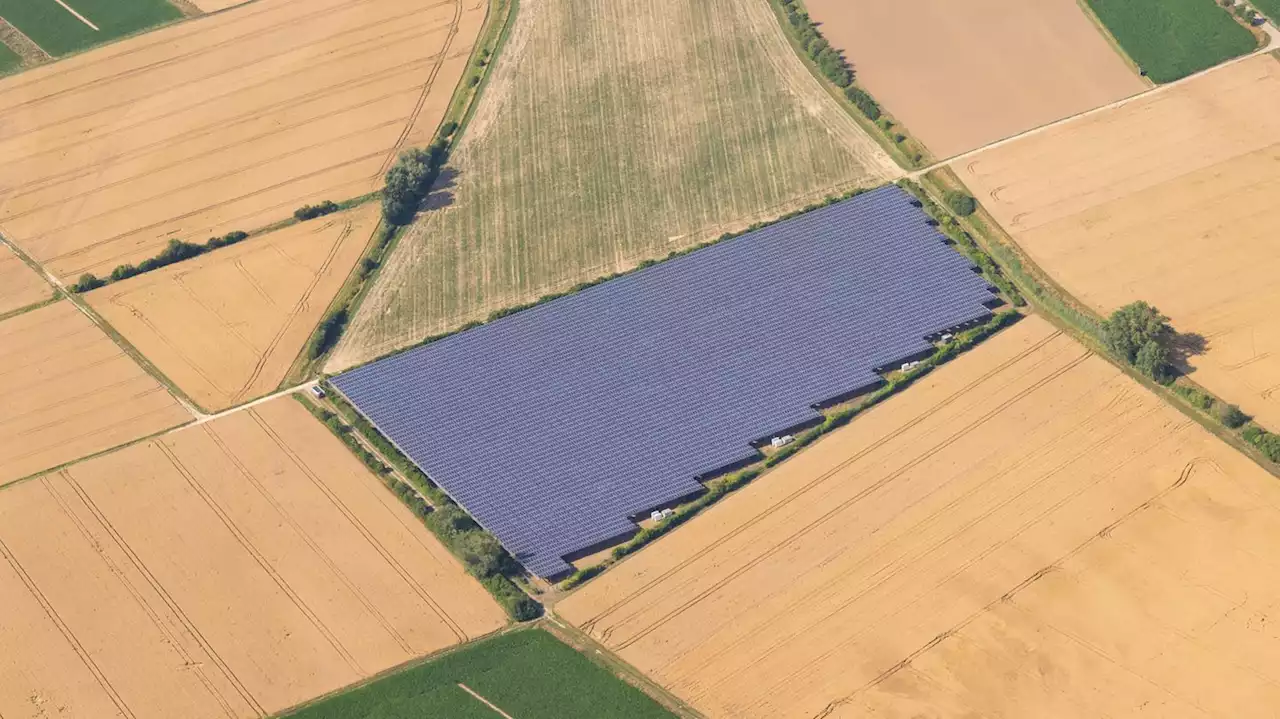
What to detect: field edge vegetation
<box><xmin>1082</xmin><ymin>0</ymin><xmax>1257</xmax><ymax>82</ymax></box>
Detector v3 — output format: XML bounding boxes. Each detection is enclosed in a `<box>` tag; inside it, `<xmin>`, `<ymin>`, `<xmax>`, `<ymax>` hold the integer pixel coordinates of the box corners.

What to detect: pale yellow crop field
<box><xmin>88</xmin><ymin>205</ymin><xmax>378</xmax><ymax>411</ymax></box>
<box><xmin>0</xmin><ymin>242</ymin><xmax>49</xmax><ymax>316</ymax></box>
<box><xmin>560</xmin><ymin>315</ymin><xmax>1280</xmax><ymax>718</ymax></box>
<box><xmin>0</xmin><ymin>397</ymin><xmax>504</xmax><ymax>719</ymax></box>
<box><xmin>955</xmin><ymin>54</ymin><xmax>1280</xmax><ymax>430</ymax></box>
<box><xmin>0</xmin><ymin>0</ymin><xmax>482</xmax><ymax>281</ymax></box>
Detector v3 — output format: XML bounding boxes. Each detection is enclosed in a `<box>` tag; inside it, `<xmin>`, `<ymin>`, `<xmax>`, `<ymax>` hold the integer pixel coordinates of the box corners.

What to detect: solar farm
<box><xmin>333</xmin><ymin>186</ymin><xmax>996</xmax><ymax>577</ymax></box>
<box><xmin>6</xmin><ymin>0</ymin><xmax>1280</xmax><ymax>715</ymax></box>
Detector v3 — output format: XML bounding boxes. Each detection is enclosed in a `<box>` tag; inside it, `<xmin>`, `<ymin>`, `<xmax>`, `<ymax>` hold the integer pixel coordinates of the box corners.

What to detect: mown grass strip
<box><xmin>279</xmin><ymin>628</ymin><xmax>677</xmax><ymax>719</ymax></box>
<box><xmin>295</xmin><ymin>392</ymin><xmax>542</xmax><ymax>622</ymax></box>
<box><xmin>0</xmin><ymin>0</ymin><xmax>181</xmax><ymax>57</ymax></box>
<box><xmin>1083</xmin><ymin>0</ymin><xmax>1257</xmax><ymax>83</ymax></box>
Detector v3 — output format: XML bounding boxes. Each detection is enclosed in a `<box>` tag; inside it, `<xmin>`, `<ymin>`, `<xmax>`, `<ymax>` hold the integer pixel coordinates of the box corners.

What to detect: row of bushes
<box><xmin>294</xmin><ymin>200</ymin><xmax>340</xmax><ymax>221</ymax></box>
<box><xmin>304</xmin><ymin>391</ymin><xmax>541</xmax><ymax>621</ymax></box>
<box><xmin>562</xmin><ymin>310</ymin><xmax>1020</xmax><ymax>589</ymax></box>
<box><xmin>71</xmin><ymin>231</ymin><xmax>249</xmax><ymax>293</ymax></box>
<box><xmin>898</xmin><ymin>180</ymin><xmax>1024</xmax><ymax>307</ymax></box>
<box><xmin>775</xmin><ymin>0</ymin><xmax>923</xmax><ymax>165</ymax></box>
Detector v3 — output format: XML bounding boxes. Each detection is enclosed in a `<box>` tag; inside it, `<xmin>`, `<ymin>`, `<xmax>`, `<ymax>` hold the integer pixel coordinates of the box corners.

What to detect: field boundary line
<box><xmin>200</xmin><ymin>421</ymin><xmax>416</xmax><ymax>655</ymax></box>
<box><xmin>575</xmin><ymin>328</ymin><xmax>1066</xmax><ymax>632</ymax></box>
<box><xmin>41</xmin><ymin>473</ymin><xmax>241</xmax><ymax>719</ymax></box>
<box><xmin>458</xmin><ymin>683</ymin><xmax>516</xmax><ymax>718</ymax></box>
<box><xmin>154</xmin><ymin>439</ymin><xmax>367</xmax><ymax>675</ymax></box>
<box><xmin>53</xmin><ymin>0</ymin><xmax>101</xmax><ymax>31</ymax></box>
<box><xmin>607</xmin><ymin>349</ymin><xmax>1094</xmax><ymax>651</ymax></box>
<box><xmin>246</xmin><ymin>408</ymin><xmax>471</xmax><ymax>643</ymax></box>
<box><xmin>0</xmin><ymin>535</ymin><xmax>136</xmax><ymax>718</ymax></box>
<box><xmin>60</xmin><ymin>461</ymin><xmax>266</xmax><ymax>715</ymax></box>
<box><xmin>812</xmin><ymin>457</ymin><xmax>1218</xmax><ymax>718</ymax></box>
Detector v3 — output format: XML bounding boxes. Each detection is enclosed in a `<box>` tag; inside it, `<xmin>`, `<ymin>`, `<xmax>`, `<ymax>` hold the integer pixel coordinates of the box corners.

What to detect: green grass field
<box><xmin>0</xmin><ymin>41</ymin><xmax>20</xmax><ymax>73</ymax></box>
<box><xmin>0</xmin><ymin>0</ymin><xmax>181</xmax><ymax>57</ymax></box>
<box><xmin>280</xmin><ymin>629</ymin><xmax>676</xmax><ymax>719</ymax></box>
<box><xmin>330</xmin><ymin>0</ymin><xmax>898</xmax><ymax>369</ymax></box>
<box><xmin>1251</xmin><ymin>0</ymin><xmax>1280</xmax><ymax>23</ymax></box>
<box><xmin>1085</xmin><ymin>0</ymin><xmax>1256</xmax><ymax>83</ymax></box>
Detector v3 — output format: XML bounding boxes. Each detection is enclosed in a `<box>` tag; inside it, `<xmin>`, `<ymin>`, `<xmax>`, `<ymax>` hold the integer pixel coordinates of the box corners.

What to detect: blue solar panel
<box><xmin>334</xmin><ymin>186</ymin><xmax>996</xmax><ymax>577</ymax></box>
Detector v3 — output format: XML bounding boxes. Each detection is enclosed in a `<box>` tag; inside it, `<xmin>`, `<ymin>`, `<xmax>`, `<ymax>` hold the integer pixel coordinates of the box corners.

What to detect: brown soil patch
<box><xmin>0</xmin><ymin>242</ymin><xmax>51</xmax><ymax>315</ymax></box>
<box><xmin>955</xmin><ymin>54</ymin><xmax>1280</xmax><ymax>430</ymax></box>
<box><xmin>87</xmin><ymin>204</ymin><xmax>378</xmax><ymax>412</ymax></box>
<box><xmin>0</xmin><ymin>0</ymin><xmax>483</xmax><ymax>282</ymax></box>
<box><xmin>804</xmin><ymin>0</ymin><xmax>1145</xmax><ymax>159</ymax></box>
<box><xmin>559</xmin><ymin>315</ymin><xmax>1280</xmax><ymax>718</ymax></box>
<box><xmin>0</xmin><ymin>397</ymin><xmax>505</xmax><ymax>718</ymax></box>
<box><xmin>0</xmin><ymin>301</ymin><xmax>191</xmax><ymax>487</ymax></box>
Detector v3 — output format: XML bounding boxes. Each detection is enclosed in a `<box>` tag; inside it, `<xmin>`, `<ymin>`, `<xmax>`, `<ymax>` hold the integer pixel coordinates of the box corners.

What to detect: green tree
<box><xmin>1218</xmin><ymin>402</ymin><xmax>1248</xmax><ymax>429</ymax></box>
<box><xmin>1102</xmin><ymin>301</ymin><xmax>1173</xmax><ymax>379</ymax></box>
<box><xmin>944</xmin><ymin>191</ymin><xmax>977</xmax><ymax>217</ymax></box>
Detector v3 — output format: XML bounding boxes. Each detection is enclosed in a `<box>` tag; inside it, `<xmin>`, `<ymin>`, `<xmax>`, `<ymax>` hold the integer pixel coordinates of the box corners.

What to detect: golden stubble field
<box><xmin>0</xmin><ymin>397</ymin><xmax>504</xmax><ymax>719</ymax></box>
<box><xmin>0</xmin><ymin>242</ymin><xmax>50</xmax><ymax>315</ymax></box>
<box><xmin>803</xmin><ymin>0</ymin><xmax>1144</xmax><ymax>159</ymax></box>
<box><xmin>955</xmin><ymin>54</ymin><xmax>1280</xmax><ymax>431</ymax></box>
<box><xmin>328</xmin><ymin>0</ymin><xmax>899</xmax><ymax>370</ymax></box>
<box><xmin>0</xmin><ymin>0</ymin><xmax>482</xmax><ymax>282</ymax></box>
<box><xmin>0</xmin><ymin>301</ymin><xmax>191</xmax><ymax>487</ymax></box>
<box><xmin>560</xmin><ymin>315</ymin><xmax>1280</xmax><ymax>718</ymax></box>
<box><xmin>88</xmin><ymin>205</ymin><xmax>379</xmax><ymax>412</ymax></box>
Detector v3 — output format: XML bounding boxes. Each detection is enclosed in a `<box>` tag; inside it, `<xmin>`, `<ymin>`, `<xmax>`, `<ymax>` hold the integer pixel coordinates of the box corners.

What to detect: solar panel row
<box><xmin>334</xmin><ymin>185</ymin><xmax>998</xmax><ymax>578</ymax></box>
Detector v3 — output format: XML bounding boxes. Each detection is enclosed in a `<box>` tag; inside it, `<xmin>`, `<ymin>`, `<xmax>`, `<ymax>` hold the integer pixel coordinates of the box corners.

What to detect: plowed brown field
<box><xmin>0</xmin><ymin>397</ymin><xmax>504</xmax><ymax>719</ymax></box>
<box><xmin>803</xmin><ymin>0</ymin><xmax>1144</xmax><ymax>159</ymax></box>
<box><xmin>87</xmin><ymin>205</ymin><xmax>378</xmax><ymax>412</ymax></box>
<box><xmin>955</xmin><ymin>54</ymin><xmax>1280</xmax><ymax>430</ymax></box>
<box><xmin>0</xmin><ymin>0</ymin><xmax>482</xmax><ymax>281</ymax></box>
<box><xmin>0</xmin><ymin>301</ymin><xmax>191</xmax><ymax>487</ymax></box>
<box><xmin>560</xmin><ymin>315</ymin><xmax>1280</xmax><ymax>718</ymax></box>
<box><xmin>0</xmin><ymin>242</ymin><xmax>50</xmax><ymax>315</ymax></box>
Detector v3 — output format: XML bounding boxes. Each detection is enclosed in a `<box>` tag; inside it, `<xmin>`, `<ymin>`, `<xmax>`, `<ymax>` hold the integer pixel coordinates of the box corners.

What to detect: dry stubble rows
<box><xmin>0</xmin><ymin>397</ymin><xmax>504</xmax><ymax>719</ymax></box>
<box><xmin>0</xmin><ymin>0</ymin><xmax>482</xmax><ymax>281</ymax></box>
<box><xmin>330</xmin><ymin>0</ymin><xmax>898</xmax><ymax>370</ymax></box>
<box><xmin>560</xmin><ymin>315</ymin><xmax>1280</xmax><ymax>718</ymax></box>
<box><xmin>88</xmin><ymin>204</ymin><xmax>380</xmax><ymax>412</ymax></box>
<box><xmin>0</xmin><ymin>301</ymin><xmax>191</xmax><ymax>487</ymax></box>
<box><xmin>955</xmin><ymin>54</ymin><xmax>1280</xmax><ymax>431</ymax></box>
<box><xmin>0</xmin><ymin>241</ymin><xmax>50</xmax><ymax>315</ymax></box>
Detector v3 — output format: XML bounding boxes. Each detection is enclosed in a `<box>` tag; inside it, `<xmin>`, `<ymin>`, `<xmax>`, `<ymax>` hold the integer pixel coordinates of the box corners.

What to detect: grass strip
<box><xmin>1083</xmin><ymin>0</ymin><xmax>1256</xmax><ymax>83</ymax></box>
<box><xmin>296</xmin><ymin>392</ymin><xmax>542</xmax><ymax>622</ymax></box>
<box><xmin>279</xmin><ymin>627</ymin><xmax>676</xmax><ymax>719</ymax></box>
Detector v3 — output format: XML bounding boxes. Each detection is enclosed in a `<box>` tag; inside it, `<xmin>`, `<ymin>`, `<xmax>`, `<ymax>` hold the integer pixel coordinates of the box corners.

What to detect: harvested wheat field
<box><xmin>0</xmin><ymin>397</ymin><xmax>504</xmax><ymax>719</ymax></box>
<box><xmin>560</xmin><ymin>315</ymin><xmax>1280</xmax><ymax>718</ymax></box>
<box><xmin>803</xmin><ymin>0</ymin><xmax>1144</xmax><ymax>159</ymax></box>
<box><xmin>328</xmin><ymin>0</ymin><xmax>899</xmax><ymax>370</ymax></box>
<box><xmin>955</xmin><ymin>54</ymin><xmax>1280</xmax><ymax>430</ymax></box>
<box><xmin>0</xmin><ymin>0</ymin><xmax>483</xmax><ymax>282</ymax></box>
<box><xmin>0</xmin><ymin>242</ymin><xmax>50</xmax><ymax>315</ymax></box>
<box><xmin>0</xmin><ymin>301</ymin><xmax>190</xmax><ymax>487</ymax></box>
<box><xmin>88</xmin><ymin>205</ymin><xmax>378</xmax><ymax>412</ymax></box>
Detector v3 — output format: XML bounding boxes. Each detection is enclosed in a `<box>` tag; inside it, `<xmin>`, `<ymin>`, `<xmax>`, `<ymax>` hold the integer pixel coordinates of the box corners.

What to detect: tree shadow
<box><xmin>1168</xmin><ymin>331</ymin><xmax>1209</xmax><ymax>374</ymax></box>
<box><xmin>419</xmin><ymin>167</ymin><xmax>459</xmax><ymax>213</ymax></box>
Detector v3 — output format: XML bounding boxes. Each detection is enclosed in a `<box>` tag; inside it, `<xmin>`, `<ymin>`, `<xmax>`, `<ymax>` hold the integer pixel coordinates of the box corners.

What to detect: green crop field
<box><xmin>1251</xmin><ymin>0</ymin><xmax>1280</xmax><ymax>23</ymax></box>
<box><xmin>1085</xmin><ymin>0</ymin><xmax>1256</xmax><ymax>83</ymax></box>
<box><xmin>280</xmin><ymin>629</ymin><xmax>676</xmax><ymax>719</ymax></box>
<box><xmin>329</xmin><ymin>0</ymin><xmax>899</xmax><ymax>370</ymax></box>
<box><xmin>0</xmin><ymin>42</ymin><xmax>20</xmax><ymax>74</ymax></box>
<box><xmin>0</xmin><ymin>0</ymin><xmax>181</xmax><ymax>57</ymax></box>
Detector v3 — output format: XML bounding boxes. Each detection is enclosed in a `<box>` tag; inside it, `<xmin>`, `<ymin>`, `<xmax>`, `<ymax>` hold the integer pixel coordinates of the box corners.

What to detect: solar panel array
<box><xmin>333</xmin><ymin>186</ymin><xmax>997</xmax><ymax>578</ymax></box>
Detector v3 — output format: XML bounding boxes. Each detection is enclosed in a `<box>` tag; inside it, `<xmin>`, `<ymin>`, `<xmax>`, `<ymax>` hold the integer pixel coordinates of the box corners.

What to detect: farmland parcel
<box><xmin>955</xmin><ymin>54</ymin><xmax>1280</xmax><ymax>432</ymax></box>
<box><xmin>0</xmin><ymin>301</ymin><xmax>190</xmax><ymax>487</ymax></box>
<box><xmin>0</xmin><ymin>0</ymin><xmax>482</xmax><ymax>282</ymax></box>
<box><xmin>1084</xmin><ymin>0</ymin><xmax>1257</xmax><ymax>83</ymax></box>
<box><xmin>0</xmin><ymin>0</ymin><xmax>182</xmax><ymax>57</ymax></box>
<box><xmin>0</xmin><ymin>243</ymin><xmax>51</xmax><ymax>315</ymax></box>
<box><xmin>87</xmin><ymin>205</ymin><xmax>379</xmax><ymax>411</ymax></box>
<box><xmin>334</xmin><ymin>188</ymin><xmax>995</xmax><ymax>578</ymax></box>
<box><xmin>0</xmin><ymin>397</ymin><xmax>504</xmax><ymax>719</ymax></box>
<box><xmin>803</xmin><ymin>0</ymin><xmax>1144</xmax><ymax>159</ymax></box>
<box><xmin>284</xmin><ymin>629</ymin><xmax>675</xmax><ymax>719</ymax></box>
<box><xmin>560</xmin><ymin>315</ymin><xmax>1280</xmax><ymax>717</ymax></box>
<box><xmin>330</xmin><ymin>0</ymin><xmax>899</xmax><ymax>369</ymax></box>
